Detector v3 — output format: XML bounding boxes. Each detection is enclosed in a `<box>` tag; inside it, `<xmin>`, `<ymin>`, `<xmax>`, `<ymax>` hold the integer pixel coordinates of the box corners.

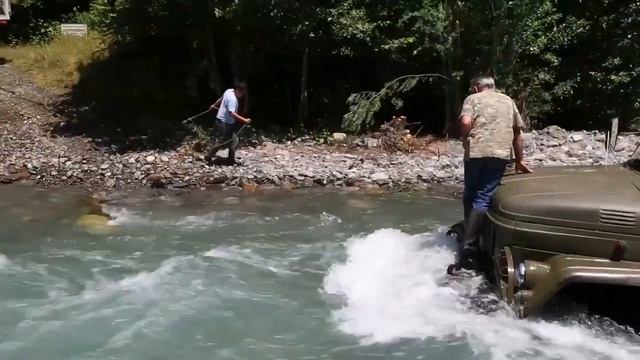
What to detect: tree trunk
<box><xmin>443</xmin><ymin>0</ymin><xmax>460</xmax><ymax>137</ymax></box>
<box><xmin>490</xmin><ymin>0</ymin><xmax>506</xmax><ymax>75</ymax></box>
<box><xmin>195</xmin><ymin>0</ymin><xmax>221</xmax><ymax>96</ymax></box>
<box><xmin>297</xmin><ymin>45</ymin><xmax>309</xmax><ymax>130</ymax></box>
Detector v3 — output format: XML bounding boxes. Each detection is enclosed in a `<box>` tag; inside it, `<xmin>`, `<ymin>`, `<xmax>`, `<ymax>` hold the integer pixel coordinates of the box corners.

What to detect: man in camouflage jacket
<box><xmin>454</xmin><ymin>75</ymin><xmax>532</xmax><ymax>271</ymax></box>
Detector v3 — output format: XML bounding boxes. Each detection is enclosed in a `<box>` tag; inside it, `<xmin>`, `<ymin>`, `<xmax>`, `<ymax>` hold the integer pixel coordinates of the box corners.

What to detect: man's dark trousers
<box><xmin>207</xmin><ymin>120</ymin><xmax>239</xmax><ymax>161</ymax></box>
<box><xmin>462</xmin><ymin>157</ymin><xmax>508</xmax><ymax>255</ymax></box>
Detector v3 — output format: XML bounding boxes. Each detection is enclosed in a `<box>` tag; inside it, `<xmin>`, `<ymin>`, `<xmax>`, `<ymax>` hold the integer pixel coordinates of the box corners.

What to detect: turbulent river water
<box><xmin>0</xmin><ymin>185</ymin><xmax>639</xmax><ymax>360</ymax></box>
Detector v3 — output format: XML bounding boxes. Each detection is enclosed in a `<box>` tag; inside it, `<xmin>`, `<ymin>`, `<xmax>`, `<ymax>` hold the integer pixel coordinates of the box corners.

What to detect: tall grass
<box><xmin>0</xmin><ymin>33</ymin><xmax>107</xmax><ymax>93</ymax></box>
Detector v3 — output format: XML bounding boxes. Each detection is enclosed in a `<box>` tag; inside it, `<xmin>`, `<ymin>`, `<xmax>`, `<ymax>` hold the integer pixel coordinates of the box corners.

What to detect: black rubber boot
<box><xmin>461</xmin><ymin>209</ymin><xmax>486</xmax><ymax>254</ymax></box>
<box><xmin>204</xmin><ymin>146</ymin><xmax>221</xmax><ymax>165</ymax></box>
<box><xmin>448</xmin><ymin>209</ymin><xmax>487</xmax><ymax>274</ymax></box>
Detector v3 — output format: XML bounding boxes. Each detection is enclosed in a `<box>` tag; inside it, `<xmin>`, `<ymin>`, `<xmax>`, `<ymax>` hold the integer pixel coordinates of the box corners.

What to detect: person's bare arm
<box><xmin>513</xmin><ymin>127</ymin><xmax>532</xmax><ymax>173</ymax></box>
<box><xmin>231</xmin><ymin>112</ymin><xmax>252</xmax><ymax>124</ymax></box>
<box><xmin>460</xmin><ymin>115</ymin><xmax>473</xmax><ymax>137</ymax></box>
<box><xmin>459</xmin><ymin>96</ymin><xmax>474</xmax><ymax>138</ymax></box>
<box><xmin>209</xmin><ymin>97</ymin><xmax>223</xmax><ymax>111</ymax></box>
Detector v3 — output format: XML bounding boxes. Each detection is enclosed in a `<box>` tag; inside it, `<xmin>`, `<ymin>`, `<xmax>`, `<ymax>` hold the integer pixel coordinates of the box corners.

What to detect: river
<box><xmin>0</xmin><ymin>185</ymin><xmax>639</xmax><ymax>360</ymax></box>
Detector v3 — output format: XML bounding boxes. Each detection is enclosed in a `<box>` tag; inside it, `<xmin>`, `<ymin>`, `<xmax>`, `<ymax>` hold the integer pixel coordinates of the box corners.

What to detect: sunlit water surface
<box><xmin>0</xmin><ymin>185</ymin><xmax>639</xmax><ymax>360</ymax></box>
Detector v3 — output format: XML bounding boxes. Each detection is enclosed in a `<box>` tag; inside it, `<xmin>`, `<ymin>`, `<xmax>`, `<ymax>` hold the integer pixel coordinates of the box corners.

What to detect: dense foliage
<box><xmin>2</xmin><ymin>0</ymin><xmax>639</xmax><ymax>135</ymax></box>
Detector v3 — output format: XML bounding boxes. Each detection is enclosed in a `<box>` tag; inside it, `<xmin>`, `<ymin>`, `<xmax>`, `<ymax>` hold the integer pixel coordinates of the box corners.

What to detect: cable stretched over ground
<box><xmin>182</xmin><ymin>109</ymin><xmax>249</xmax><ymax>148</ymax></box>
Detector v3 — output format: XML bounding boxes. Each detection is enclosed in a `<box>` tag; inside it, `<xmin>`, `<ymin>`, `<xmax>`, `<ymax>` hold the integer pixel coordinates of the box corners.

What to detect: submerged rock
<box><xmin>169</xmin><ymin>181</ymin><xmax>189</xmax><ymax>189</ymax></box>
<box><xmin>74</xmin><ymin>214</ymin><xmax>116</xmax><ymax>235</ymax></box>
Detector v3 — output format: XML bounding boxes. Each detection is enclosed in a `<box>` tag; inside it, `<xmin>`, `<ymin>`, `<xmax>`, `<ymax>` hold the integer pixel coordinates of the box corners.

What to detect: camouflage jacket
<box><xmin>459</xmin><ymin>90</ymin><xmax>524</xmax><ymax>160</ymax></box>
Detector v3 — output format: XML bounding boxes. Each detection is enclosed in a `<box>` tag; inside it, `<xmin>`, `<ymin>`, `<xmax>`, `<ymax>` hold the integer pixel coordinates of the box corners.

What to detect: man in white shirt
<box><xmin>205</xmin><ymin>82</ymin><xmax>252</xmax><ymax>165</ymax></box>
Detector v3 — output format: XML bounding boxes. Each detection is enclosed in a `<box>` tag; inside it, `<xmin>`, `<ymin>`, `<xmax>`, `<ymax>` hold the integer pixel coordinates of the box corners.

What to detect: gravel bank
<box><xmin>1</xmin><ymin>64</ymin><xmax>638</xmax><ymax>192</ymax></box>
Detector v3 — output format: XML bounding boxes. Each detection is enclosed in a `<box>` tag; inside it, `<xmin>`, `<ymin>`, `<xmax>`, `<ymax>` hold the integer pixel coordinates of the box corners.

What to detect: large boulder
<box><xmin>331</xmin><ymin>133</ymin><xmax>348</xmax><ymax>143</ymax></box>
<box><xmin>371</xmin><ymin>172</ymin><xmax>390</xmax><ymax>186</ymax></box>
<box><xmin>540</xmin><ymin>126</ymin><xmax>568</xmax><ymax>141</ymax></box>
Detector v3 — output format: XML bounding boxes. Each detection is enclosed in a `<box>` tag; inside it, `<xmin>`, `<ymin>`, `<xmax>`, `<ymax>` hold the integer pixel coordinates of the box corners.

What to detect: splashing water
<box><xmin>323</xmin><ymin>229</ymin><xmax>640</xmax><ymax>360</ymax></box>
<box><xmin>0</xmin><ymin>254</ymin><xmax>9</xmax><ymax>268</ymax></box>
<box><xmin>105</xmin><ymin>206</ymin><xmax>148</xmax><ymax>226</ymax></box>
<box><xmin>2</xmin><ymin>186</ymin><xmax>640</xmax><ymax>360</ymax></box>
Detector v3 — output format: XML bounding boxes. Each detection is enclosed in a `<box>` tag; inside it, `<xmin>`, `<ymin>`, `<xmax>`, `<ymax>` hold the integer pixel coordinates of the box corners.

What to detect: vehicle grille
<box><xmin>599</xmin><ymin>209</ymin><xmax>637</xmax><ymax>227</ymax></box>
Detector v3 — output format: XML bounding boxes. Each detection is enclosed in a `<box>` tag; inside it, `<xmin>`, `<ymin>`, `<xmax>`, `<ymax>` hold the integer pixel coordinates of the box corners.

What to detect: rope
<box><xmin>212</xmin><ymin>123</ymin><xmax>248</xmax><ymax>148</ymax></box>
<box><xmin>181</xmin><ymin>108</ymin><xmax>250</xmax><ymax>148</ymax></box>
<box><xmin>182</xmin><ymin>109</ymin><xmax>214</xmax><ymax>141</ymax></box>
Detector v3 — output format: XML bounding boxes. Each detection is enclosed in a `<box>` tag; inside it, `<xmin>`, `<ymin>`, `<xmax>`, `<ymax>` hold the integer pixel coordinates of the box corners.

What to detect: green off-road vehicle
<box><xmin>449</xmin><ymin>143</ymin><xmax>640</xmax><ymax>321</ymax></box>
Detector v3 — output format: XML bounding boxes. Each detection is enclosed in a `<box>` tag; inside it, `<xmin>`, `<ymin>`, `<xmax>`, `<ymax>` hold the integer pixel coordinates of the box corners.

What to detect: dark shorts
<box><xmin>463</xmin><ymin>157</ymin><xmax>508</xmax><ymax>213</ymax></box>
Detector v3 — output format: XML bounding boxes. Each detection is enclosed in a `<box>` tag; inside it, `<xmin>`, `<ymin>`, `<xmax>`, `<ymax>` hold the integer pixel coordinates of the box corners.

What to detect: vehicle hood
<box><xmin>492</xmin><ymin>165</ymin><xmax>640</xmax><ymax>235</ymax></box>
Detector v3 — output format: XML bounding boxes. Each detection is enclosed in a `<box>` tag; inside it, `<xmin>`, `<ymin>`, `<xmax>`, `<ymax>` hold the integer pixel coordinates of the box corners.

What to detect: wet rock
<box><xmin>147</xmin><ymin>173</ymin><xmax>165</xmax><ymax>188</ymax></box>
<box><xmin>242</xmin><ymin>183</ymin><xmax>259</xmax><ymax>193</ymax></box>
<box><xmin>0</xmin><ymin>165</ymin><xmax>30</xmax><ymax>184</ymax></box>
<box><xmin>169</xmin><ymin>181</ymin><xmax>189</xmax><ymax>189</ymax></box>
<box><xmin>26</xmin><ymin>162</ymin><xmax>39</xmax><ymax>175</ymax></box>
<box><xmin>0</xmin><ymin>172</ymin><xmax>26</xmax><ymax>184</ymax></box>
<box><xmin>371</xmin><ymin>172</ymin><xmax>390</xmax><ymax>186</ymax></box>
<box><xmin>345</xmin><ymin>177</ymin><xmax>362</xmax><ymax>187</ymax></box>
<box><xmin>314</xmin><ymin>177</ymin><xmax>328</xmax><ymax>186</ymax></box>
<box><xmin>209</xmin><ymin>174</ymin><xmax>229</xmax><ymax>185</ymax></box>
<box><xmin>75</xmin><ymin>214</ymin><xmax>116</xmax><ymax>235</ymax></box>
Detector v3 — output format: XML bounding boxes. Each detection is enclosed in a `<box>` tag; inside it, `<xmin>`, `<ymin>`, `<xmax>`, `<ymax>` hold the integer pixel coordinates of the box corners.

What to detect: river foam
<box><xmin>323</xmin><ymin>229</ymin><xmax>640</xmax><ymax>360</ymax></box>
<box><xmin>0</xmin><ymin>254</ymin><xmax>9</xmax><ymax>268</ymax></box>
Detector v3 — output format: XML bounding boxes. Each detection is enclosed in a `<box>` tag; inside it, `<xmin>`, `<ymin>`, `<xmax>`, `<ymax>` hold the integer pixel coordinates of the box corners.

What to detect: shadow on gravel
<box><xmin>47</xmin><ymin>35</ymin><xmax>455</xmax><ymax>153</ymax></box>
<box><xmin>49</xmin><ymin>36</ymin><xmax>217</xmax><ymax>153</ymax></box>
<box><xmin>0</xmin><ymin>57</ymin><xmax>10</xmax><ymax>65</ymax></box>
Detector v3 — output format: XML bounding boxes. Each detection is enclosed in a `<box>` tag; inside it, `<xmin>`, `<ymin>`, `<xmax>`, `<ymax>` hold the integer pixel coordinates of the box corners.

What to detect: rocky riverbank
<box><xmin>1</xmin><ymin>64</ymin><xmax>638</xmax><ymax>192</ymax></box>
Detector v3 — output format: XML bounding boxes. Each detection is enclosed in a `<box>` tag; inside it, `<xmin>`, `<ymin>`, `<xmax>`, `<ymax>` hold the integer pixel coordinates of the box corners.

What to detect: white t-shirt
<box><xmin>216</xmin><ymin>89</ymin><xmax>239</xmax><ymax>124</ymax></box>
